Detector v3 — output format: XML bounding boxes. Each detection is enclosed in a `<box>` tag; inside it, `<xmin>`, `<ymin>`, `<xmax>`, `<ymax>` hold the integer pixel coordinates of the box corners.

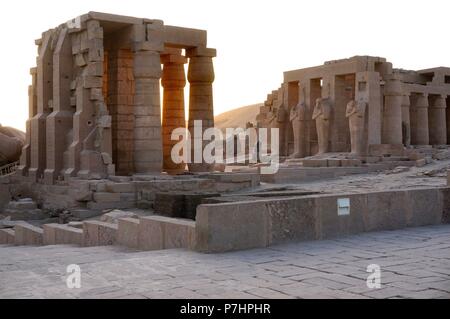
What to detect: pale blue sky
<box><xmin>1</xmin><ymin>0</ymin><xmax>448</xmax><ymax>131</ymax></box>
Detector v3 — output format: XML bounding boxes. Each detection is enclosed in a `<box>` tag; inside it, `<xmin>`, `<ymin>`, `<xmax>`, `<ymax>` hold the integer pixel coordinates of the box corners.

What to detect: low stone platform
<box><xmin>138</xmin><ymin>215</ymin><xmax>196</xmax><ymax>251</ymax></box>
<box><xmin>117</xmin><ymin>218</ymin><xmax>140</xmax><ymax>249</ymax></box>
<box><xmin>43</xmin><ymin>224</ymin><xmax>83</xmax><ymax>246</ymax></box>
<box><xmin>0</xmin><ymin>228</ymin><xmax>15</xmax><ymax>244</ymax></box>
<box><xmin>83</xmin><ymin>221</ymin><xmax>118</xmax><ymax>247</ymax></box>
<box><xmin>14</xmin><ymin>223</ymin><xmax>43</xmax><ymax>246</ymax></box>
<box><xmin>195</xmin><ymin>187</ymin><xmax>450</xmax><ymax>252</ymax></box>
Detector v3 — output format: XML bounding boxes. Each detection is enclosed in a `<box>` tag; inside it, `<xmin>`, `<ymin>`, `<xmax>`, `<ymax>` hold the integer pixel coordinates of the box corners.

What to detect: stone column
<box><xmin>382</xmin><ymin>75</ymin><xmax>403</xmax><ymax>145</ymax></box>
<box><xmin>186</xmin><ymin>47</ymin><xmax>216</xmax><ymax>172</ymax></box>
<box><xmin>161</xmin><ymin>51</ymin><xmax>187</xmax><ymax>174</ymax></box>
<box><xmin>429</xmin><ymin>95</ymin><xmax>447</xmax><ymax>145</ymax></box>
<box><xmin>132</xmin><ymin>49</ymin><xmax>163</xmax><ymax>174</ymax></box>
<box><xmin>411</xmin><ymin>93</ymin><xmax>429</xmax><ymax>145</ymax></box>
<box><xmin>401</xmin><ymin>94</ymin><xmax>411</xmax><ymax>146</ymax></box>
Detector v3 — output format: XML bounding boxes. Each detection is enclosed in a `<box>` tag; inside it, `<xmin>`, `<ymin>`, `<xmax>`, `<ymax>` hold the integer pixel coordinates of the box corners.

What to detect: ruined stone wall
<box><xmin>107</xmin><ymin>49</ymin><xmax>135</xmax><ymax>175</ymax></box>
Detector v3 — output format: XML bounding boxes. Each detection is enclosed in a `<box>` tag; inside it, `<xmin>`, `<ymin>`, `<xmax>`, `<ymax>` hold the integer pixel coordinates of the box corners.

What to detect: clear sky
<box><xmin>1</xmin><ymin>0</ymin><xmax>449</xmax><ymax>131</ymax></box>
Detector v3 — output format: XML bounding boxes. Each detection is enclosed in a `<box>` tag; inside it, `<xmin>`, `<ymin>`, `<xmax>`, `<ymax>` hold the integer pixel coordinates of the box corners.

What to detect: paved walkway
<box><xmin>1</xmin><ymin>225</ymin><xmax>449</xmax><ymax>299</ymax></box>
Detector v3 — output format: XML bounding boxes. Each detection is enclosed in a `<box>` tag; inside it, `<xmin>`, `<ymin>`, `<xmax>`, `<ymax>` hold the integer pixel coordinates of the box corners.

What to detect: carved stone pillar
<box><xmin>429</xmin><ymin>95</ymin><xmax>447</xmax><ymax>145</ymax></box>
<box><xmin>133</xmin><ymin>49</ymin><xmax>163</xmax><ymax>174</ymax></box>
<box><xmin>382</xmin><ymin>75</ymin><xmax>403</xmax><ymax>145</ymax></box>
<box><xmin>186</xmin><ymin>47</ymin><xmax>216</xmax><ymax>172</ymax></box>
<box><xmin>411</xmin><ymin>93</ymin><xmax>429</xmax><ymax>145</ymax></box>
<box><xmin>161</xmin><ymin>52</ymin><xmax>187</xmax><ymax>173</ymax></box>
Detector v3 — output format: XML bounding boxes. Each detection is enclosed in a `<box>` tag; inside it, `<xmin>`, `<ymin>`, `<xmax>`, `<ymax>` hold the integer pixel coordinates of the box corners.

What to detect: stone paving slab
<box><xmin>0</xmin><ymin>225</ymin><xmax>449</xmax><ymax>299</ymax></box>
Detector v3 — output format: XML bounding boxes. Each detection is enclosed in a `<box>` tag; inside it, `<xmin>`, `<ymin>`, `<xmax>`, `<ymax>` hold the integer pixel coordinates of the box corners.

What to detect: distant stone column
<box><xmin>132</xmin><ymin>49</ymin><xmax>163</xmax><ymax>174</ymax></box>
<box><xmin>382</xmin><ymin>75</ymin><xmax>403</xmax><ymax>145</ymax></box>
<box><xmin>411</xmin><ymin>93</ymin><xmax>429</xmax><ymax>145</ymax></box>
<box><xmin>401</xmin><ymin>94</ymin><xmax>411</xmax><ymax>146</ymax></box>
<box><xmin>429</xmin><ymin>95</ymin><xmax>447</xmax><ymax>145</ymax></box>
<box><xmin>186</xmin><ymin>47</ymin><xmax>216</xmax><ymax>172</ymax></box>
<box><xmin>161</xmin><ymin>52</ymin><xmax>187</xmax><ymax>174</ymax></box>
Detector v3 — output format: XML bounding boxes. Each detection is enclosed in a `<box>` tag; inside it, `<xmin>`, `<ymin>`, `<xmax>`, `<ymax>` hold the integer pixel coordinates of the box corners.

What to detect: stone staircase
<box><xmin>0</xmin><ymin>214</ymin><xmax>196</xmax><ymax>252</ymax></box>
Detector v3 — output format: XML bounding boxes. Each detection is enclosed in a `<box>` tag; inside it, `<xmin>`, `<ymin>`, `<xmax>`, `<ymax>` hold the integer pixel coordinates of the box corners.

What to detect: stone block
<box><xmin>0</xmin><ymin>229</ymin><xmax>15</xmax><ymax>244</ymax></box>
<box><xmin>117</xmin><ymin>218</ymin><xmax>140</xmax><ymax>249</ymax></box>
<box><xmin>87</xmin><ymin>201</ymin><xmax>135</xmax><ymax>211</ymax></box>
<box><xmin>195</xmin><ymin>202</ymin><xmax>270</xmax><ymax>253</ymax></box>
<box><xmin>83</xmin><ymin>221</ymin><xmax>118</xmax><ymax>247</ymax></box>
<box><xmin>14</xmin><ymin>223</ymin><xmax>43</xmax><ymax>246</ymax></box>
<box><xmin>266</xmin><ymin>197</ymin><xmax>318</xmax><ymax>244</ymax></box>
<box><xmin>365</xmin><ymin>191</ymin><xmax>408</xmax><ymax>232</ymax></box>
<box><xmin>100</xmin><ymin>210</ymin><xmax>137</xmax><ymax>224</ymax></box>
<box><xmin>105</xmin><ymin>182</ymin><xmax>134</xmax><ymax>193</ymax></box>
<box><xmin>43</xmin><ymin>224</ymin><xmax>83</xmax><ymax>245</ymax></box>
<box><xmin>327</xmin><ymin>159</ymin><xmax>342</xmax><ymax>167</ymax></box>
<box><xmin>154</xmin><ymin>192</ymin><xmax>185</xmax><ymax>217</ymax></box>
<box><xmin>341</xmin><ymin>159</ymin><xmax>362</xmax><ymax>167</ymax></box>
<box><xmin>138</xmin><ymin>215</ymin><xmax>195</xmax><ymax>251</ymax></box>
<box><xmin>138</xmin><ymin>215</ymin><xmax>164</xmax><ymax>251</ymax></box>
<box><xmin>407</xmin><ymin>188</ymin><xmax>442</xmax><ymax>227</ymax></box>
<box><xmin>93</xmin><ymin>192</ymin><xmax>121</xmax><ymax>202</ymax></box>
<box><xmin>315</xmin><ymin>194</ymin><xmax>367</xmax><ymax>239</ymax></box>
<box><xmin>183</xmin><ymin>193</ymin><xmax>220</xmax><ymax>220</ymax></box>
<box><xmin>164</xmin><ymin>219</ymin><xmax>196</xmax><ymax>250</ymax></box>
<box><xmin>369</xmin><ymin>144</ymin><xmax>405</xmax><ymax>156</ymax></box>
<box><xmin>6</xmin><ymin>199</ymin><xmax>37</xmax><ymax>210</ymax></box>
<box><xmin>302</xmin><ymin>159</ymin><xmax>328</xmax><ymax>167</ymax></box>
<box><xmin>70</xmin><ymin>209</ymin><xmax>102</xmax><ymax>219</ymax></box>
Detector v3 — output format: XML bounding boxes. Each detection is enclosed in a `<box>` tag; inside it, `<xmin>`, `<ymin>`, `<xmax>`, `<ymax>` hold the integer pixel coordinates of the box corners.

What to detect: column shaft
<box><xmin>187</xmin><ymin>51</ymin><xmax>215</xmax><ymax>172</ymax></box>
<box><xmin>133</xmin><ymin>50</ymin><xmax>163</xmax><ymax>174</ymax></box>
<box><xmin>429</xmin><ymin>95</ymin><xmax>447</xmax><ymax>145</ymax></box>
<box><xmin>382</xmin><ymin>76</ymin><xmax>403</xmax><ymax>145</ymax></box>
<box><xmin>161</xmin><ymin>55</ymin><xmax>187</xmax><ymax>173</ymax></box>
<box><xmin>411</xmin><ymin>94</ymin><xmax>429</xmax><ymax>145</ymax></box>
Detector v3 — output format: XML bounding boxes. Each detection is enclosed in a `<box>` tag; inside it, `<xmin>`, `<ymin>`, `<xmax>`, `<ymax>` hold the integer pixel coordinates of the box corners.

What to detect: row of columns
<box><xmin>406</xmin><ymin>93</ymin><xmax>447</xmax><ymax>146</ymax></box>
<box><xmin>132</xmin><ymin>44</ymin><xmax>216</xmax><ymax>175</ymax></box>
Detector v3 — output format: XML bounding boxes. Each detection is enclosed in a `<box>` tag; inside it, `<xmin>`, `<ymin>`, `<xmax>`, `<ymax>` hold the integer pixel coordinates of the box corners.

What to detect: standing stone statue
<box><xmin>346</xmin><ymin>99</ymin><xmax>367</xmax><ymax>155</ymax></box>
<box><xmin>312</xmin><ymin>98</ymin><xmax>331</xmax><ymax>154</ymax></box>
<box><xmin>289</xmin><ymin>101</ymin><xmax>307</xmax><ymax>158</ymax></box>
<box><xmin>276</xmin><ymin>106</ymin><xmax>288</xmax><ymax>156</ymax></box>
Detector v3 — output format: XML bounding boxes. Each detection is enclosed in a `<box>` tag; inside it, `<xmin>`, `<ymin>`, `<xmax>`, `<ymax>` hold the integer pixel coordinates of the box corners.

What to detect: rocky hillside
<box><xmin>214</xmin><ymin>104</ymin><xmax>262</xmax><ymax>132</ymax></box>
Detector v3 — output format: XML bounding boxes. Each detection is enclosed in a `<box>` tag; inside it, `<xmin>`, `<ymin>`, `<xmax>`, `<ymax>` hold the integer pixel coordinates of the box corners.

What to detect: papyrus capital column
<box><xmin>411</xmin><ymin>93</ymin><xmax>429</xmax><ymax>145</ymax></box>
<box><xmin>161</xmin><ymin>50</ymin><xmax>187</xmax><ymax>174</ymax></box>
<box><xmin>382</xmin><ymin>75</ymin><xmax>403</xmax><ymax>145</ymax></box>
<box><xmin>186</xmin><ymin>47</ymin><xmax>216</xmax><ymax>172</ymax></box>
<box><xmin>429</xmin><ymin>94</ymin><xmax>447</xmax><ymax>145</ymax></box>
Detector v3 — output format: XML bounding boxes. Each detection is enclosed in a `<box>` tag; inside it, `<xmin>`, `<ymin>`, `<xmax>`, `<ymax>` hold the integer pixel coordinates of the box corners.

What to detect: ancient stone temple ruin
<box><xmin>257</xmin><ymin>56</ymin><xmax>450</xmax><ymax>162</ymax></box>
<box><xmin>18</xmin><ymin>11</ymin><xmax>216</xmax><ymax>184</ymax></box>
